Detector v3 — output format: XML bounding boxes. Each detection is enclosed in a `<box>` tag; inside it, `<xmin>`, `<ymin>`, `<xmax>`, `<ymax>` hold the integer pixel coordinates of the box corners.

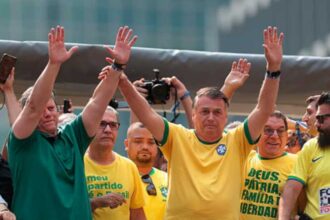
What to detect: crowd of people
<box><xmin>0</xmin><ymin>25</ymin><xmax>329</xmax><ymax>220</ymax></box>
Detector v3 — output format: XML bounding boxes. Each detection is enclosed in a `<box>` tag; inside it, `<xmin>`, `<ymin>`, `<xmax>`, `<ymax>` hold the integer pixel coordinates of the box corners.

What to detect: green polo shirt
<box><xmin>8</xmin><ymin>114</ymin><xmax>93</xmax><ymax>220</ymax></box>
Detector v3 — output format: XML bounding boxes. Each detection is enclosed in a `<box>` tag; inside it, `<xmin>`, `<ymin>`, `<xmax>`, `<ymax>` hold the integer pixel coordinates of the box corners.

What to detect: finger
<box><xmin>102</xmin><ymin>65</ymin><xmax>112</xmax><ymax>72</ymax></box>
<box><xmin>116</xmin><ymin>27</ymin><xmax>124</xmax><ymax>42</ymax></box>
<box><xmin>105</xmin><ymin>57</ymin><xmax>114</xmax><ymax>64</ymax></box>
<box><xmin>120</xmin><ymin>26</ymin><xmax>129</xmax><ymax>41</ymax></box>
<box><xmin>262</xmin><ymin>44</ymin><xmax>269</xmax><ymax>55</ymax></box>
<box><xmin>128</xmin><ymin>35</ymin><xmax>138</xmax><ymax>47</ymax></box>
<box><xmin>237</xmin><ymin>58</ymin><xmax>243</xmax><ymax>72</ymax></box>
<box><xmin>105</xmin><ymin>47</ymin><xmax>115</xmax><ymax>58</ymax></box>
<box><xmin>273</xmin><ymin>27</ymin><xmax>278</xmax><ymax>42</ymax></box>
<box><xmin>56</xmin><ymin>25</ymin><xmax>61</xmax><ymax>41</ymax></box>
<box><xmin>278</xmin><ymin>32</ymin><xmax>284</xmax><ymax>46</ymax></box>
<box><xmin>244</xmin><ymin>62</ymin><xmax>251</xmax><ymax>75</ymax></box>
<box><xmin>124</xmin><ymin>29</ymin><xmax>133</xmax><ymax>43</ymax></box>
<box><xmin>49</xmin><ymin>28</ymin><xmax>55</xmax><ymax>44</ymax></box>
<box><xmin>60</xmin><ymin>26</ymin><xmax>65</xmax><ymax>42</ymax></box>
<box><xmin>231</xmin><ymin>61</ymin><xmax>237</xmax><ymax>70</ymax></box>
<box><xmin>68</xmin><ymin>46</ymin><xmax>78</xmax><ymax>57</ymax></box>
<box><xmin>268</xmin><ymin>26</ymin><xmax>273</xmax><ymax>43</ymax></box>
<box><xmin>263</xmin><ymin>29</ymin><xmax>268</xmax><ymax>45</ymax></box>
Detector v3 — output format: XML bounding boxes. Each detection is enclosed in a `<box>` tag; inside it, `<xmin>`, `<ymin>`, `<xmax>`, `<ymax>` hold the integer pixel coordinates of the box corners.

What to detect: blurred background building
<box><xmin>0</xmin><ymin>0</ymin><xmax>329</xmax><ymax>153</ymax></box>
<box><xmin>1</xmin><ymin>0</ymin><xmax>329</xmax><ymax>55</ymax></box>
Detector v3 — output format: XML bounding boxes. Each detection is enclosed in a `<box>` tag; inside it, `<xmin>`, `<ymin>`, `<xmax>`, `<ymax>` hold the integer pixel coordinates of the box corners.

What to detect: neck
<box><xmin>196</xmin><ymin>132</ymin><xmax>221</xmax><ymax>143</ymax></box>
<box><xmin>138</xmin><ymin>165</ymin><xmax>153</xmax><ymax>175</ymax></box>
<box><xmin>88</xmin><ymin>144</ymin><xmax>115</xmax><ymax>165</ymax></box>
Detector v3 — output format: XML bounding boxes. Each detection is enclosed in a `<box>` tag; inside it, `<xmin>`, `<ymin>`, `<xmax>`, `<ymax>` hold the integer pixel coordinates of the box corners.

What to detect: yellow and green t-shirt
<box><xmin>84</xmin><ymin>152</ymin><xmax>145</xmax><ymax>220</ymax></box>
<box><xmin>142</xmin><ymin>168</ymin><xmax>168</xmax><ymax>220</ymax></box>
<box><xmin>160</xmin><ymin>119</ymin><xmax>256</xmax><ymax>220</ymax></box>
<box><xmin>288</xmin><ymin>138</ymin><xmax>330</xmax><ymax>219</ymax></box>
<box><xmin>240</xmin><ymin>151</ymin><xmax>297</xmax><ymax>219</ymax></box>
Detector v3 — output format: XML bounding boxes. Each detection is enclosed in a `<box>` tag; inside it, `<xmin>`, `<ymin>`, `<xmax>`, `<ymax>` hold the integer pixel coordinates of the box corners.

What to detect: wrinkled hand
<box><xmin>133</xmin><ymin>78</ymin><xmax>148</xmax><ymax>98</ymax></box>
<box><xmin>263</xmin><ymin>26</ymin><xmax>284</xmax><ymax>71</ymax></box>
<box><xmin>48</xmin><ymin>26</ymin><xmax>78</xmax><ymax>65</ymax></box>
<box><xmin>0</xmin><ymin>210</ymin><xmax>16</xmax><ymax>220</ymax></box>
<box><xmin>224</xmin><ymin>58</ymin><xmax>251</xmax><ymax>91</ymax></box>
<box><xmin>96</xmin><ymin>193</ymin><xmax>126</xmax><ymax>209</ymax></box>
<box><xmin>0</xmin><ymin>67</ymin><xmax>15</xmax><ymax>92</ymax></box>
<box><xmin>105</xmin><ymin>26</ymin><xmax>138</xmax><ymax>65</ymax></box>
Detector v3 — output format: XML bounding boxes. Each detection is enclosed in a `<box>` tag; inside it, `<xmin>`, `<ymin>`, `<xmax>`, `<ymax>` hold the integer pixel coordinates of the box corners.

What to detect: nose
<box><xmin>103</xmin><ymin>124</ymin><xmax>112</xmax><ymax>133</ymax></box>
<box><xmin>207</xmin><ymin>112</ymin><xmax>215</xmax><ymax>120</ymax></box>
<box><xmin>302</xmin><ymin>113</ymin><xmax>308</xmax><ymax>123</ymax></box>
<box><xmin>270</xmin><ymin>130</ymin><xmax>280</xmax><ymax>137</ymax></box>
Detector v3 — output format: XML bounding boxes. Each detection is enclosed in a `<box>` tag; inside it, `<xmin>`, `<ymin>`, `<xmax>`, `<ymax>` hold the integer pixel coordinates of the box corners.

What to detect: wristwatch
<box><xmin>266</xmin><ymin>70</ymin><xmax>281</xmax><ymax>79</ymax></box>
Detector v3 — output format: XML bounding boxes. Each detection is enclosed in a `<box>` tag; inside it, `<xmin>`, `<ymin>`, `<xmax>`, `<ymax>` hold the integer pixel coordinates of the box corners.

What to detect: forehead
<box><xmin>195</xmin><ymin>96</ymin><xmax>227</xmax><ymax>110</ymax></box>
<box><xmin>316</xmin><ymin>104</ymin><xmax>330</xmax><ymax>115</ymax></box>
<box><xmin>45</xmin><ymin>99</ymin><xmax>56</xmax><ymax>107</ymax></box>
<box><xmin>128</xmin><ymin>127</ymin><xmax>154</xmax><ymax>139</ymax></box>
<box><xmin>102</xmin><ymin>110</ymin><xmax>118</xmax><ymax>122</ymax></box>
<box><xmin>264</xmin><ymin>116</ymin><xmax>285</xmax><ymax>128</ymax></box>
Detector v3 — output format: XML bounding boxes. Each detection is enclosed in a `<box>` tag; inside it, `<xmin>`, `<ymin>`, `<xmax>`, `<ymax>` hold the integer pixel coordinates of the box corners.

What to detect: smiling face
<box><xmin>125</xmin><ymin>123</ymin><xmax>158</xmax><ymax>167</ymax></box>
<box><xmin>37</xmin><ymin>99</ymin><xmax>59</xmax><ymax>136</ymax></box>
<box><xmin>258</xmin><ymin>116</ymin><xmax>288</xmax><ymax>159</ymax></box>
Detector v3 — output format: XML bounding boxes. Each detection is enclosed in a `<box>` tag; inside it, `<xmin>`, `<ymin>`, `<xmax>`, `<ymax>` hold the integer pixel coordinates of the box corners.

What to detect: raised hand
<box><xmin>105</xmin><ymin>26</ymin><xmax>138</xmax><ymax>65</ymax></box>
<box><xmin>0</xmin><ymin>67</ymin><xmax>15</xmax><ymax>92</ymax></box>
<box><xmin>263</xmin><ymin>26</ymin><xmax>284</xmax><ymax>71</ymax></box>
<box><xmin>223</xmin><ymin>58</ymin><xmax>251</xmax><ymax>92</ymax></box>
<box><xmin>48</xmin><ymin>26</ymin><xmax>78</xmax><ymax>65</ymax></box>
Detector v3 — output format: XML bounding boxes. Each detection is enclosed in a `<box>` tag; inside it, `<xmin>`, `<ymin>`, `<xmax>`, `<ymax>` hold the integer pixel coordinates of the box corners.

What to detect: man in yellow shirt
<box><xmin>119</xmin><ymin>26</ymin><xmax>284</xmax><ymax>220</ymax></box>
<box><xmin>84</xmin><ymin>107</ymin><xmax>146</xmax><ymax>220</ymax></box>
<box><xmin>125</xmin><ymin>122</ymin><xmax>168</xmax><ymax>220</ymax></box>
<box><xmin>240</xmin><ymin>111</ymin><xmax>297</xmax><ymax>219</ymax></box>
<box><xmin>279</xmin><ymin>92</ymin><xmax>330</xmax><ymax>220</ymax></box>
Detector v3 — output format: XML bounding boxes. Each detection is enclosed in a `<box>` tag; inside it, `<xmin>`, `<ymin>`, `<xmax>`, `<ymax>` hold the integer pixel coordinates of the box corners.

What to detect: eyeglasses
<box><xmin>263</xmin><ymin>128</ymin><xmax>287</xmax><ymax>137</ymax></box>
<box><xmin>316</xmin><ymin>114</ymin><xmax>330</xmax><ymax>124</ymax></box>
<box><xmin>99</xmin><ymin>120</ymin><xmax>120</xmax><ymax>130</ymax></box>
<box><xmin>141</xmin><ymin>174</ymin><xmax>157</xmax><ymax>196</ymax></box>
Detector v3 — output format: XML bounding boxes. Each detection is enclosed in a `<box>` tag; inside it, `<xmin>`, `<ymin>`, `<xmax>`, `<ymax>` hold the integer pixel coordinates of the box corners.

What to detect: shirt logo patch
<box><xmin>319</xmin><ymin>187</ymin><xmax>330</xmax><ymax>214</ymax></box>
<box><xmin>160</xmin><ymin>186</ymin><xmax>168</xmax><ymax>199</ymax></box>
<box><xmin>312</xmin><ymin>156</ymin><xmax>323</xmax><ymax>163</ymax></box>
<box><xmin>216</xmin><ymin>144</ymin><xmax>227</xmax><ymax>156</ymax></box>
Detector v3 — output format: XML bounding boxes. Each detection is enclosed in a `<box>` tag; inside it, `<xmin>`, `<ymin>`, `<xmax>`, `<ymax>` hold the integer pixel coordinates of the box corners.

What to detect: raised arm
<box><xmin>0</xmin><ymin>68</ymin><xmax>21</xmax><ymax>126</ymax></box>
<box><xmin>82</xmin><ymin>26</ymin><xmax>137</xmax><ymax>137</ymax></box>
<box><xmin>247</xmin><ymin>26</ymin><xmax>284</xmax><ymax>140</ymax></box>
<box><xmin>278</xmin><ymin>180</ymin><xmax>303</xmax><ymax>220</ymax></box>
<box><xmin>165</xmin><ymin>76</ymin><xmax>194</xmax><ymax>128</ymax></box>
<box><xmin>119</xmin><ymin>74</ymin><xmax>164</xmax><ymax>142</ymax></box>
<box><xmin>220</xmin><ymin>58</ymin><xmax>250</xmax><ymax>101</ymax></box>
<box><xmin>12</xmin><ymin>26</ymin><xmax>78</xmax><ymax>139</ymax></box>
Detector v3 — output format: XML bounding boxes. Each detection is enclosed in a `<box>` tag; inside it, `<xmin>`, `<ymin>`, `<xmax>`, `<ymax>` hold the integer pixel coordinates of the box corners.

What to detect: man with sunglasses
<box><xmin>84</xmin><ymin>107</ymin><xmax>146</xmax><ymax>220</ymax></box>
<box><xmin>119</xmin><ymin>26</ymin><xmax>283</xmax><ymax>219</ymax></box>
<box><xmin>279</xmin><ymin>91</ymin><xmax>330</xmax><ymax>220</ymax></box>
<box><xmin>240</xmin><ymin>111</ymin><xmax>297</xmax><ymax>219</ymax></box>
<box><xmin>7</xmin><ymin>26</ymin><xmax>137</xmax><ymax>220</ymax></box>
<box><xmin>125</xmin><ymin>122</ymin><xmax>168</xmax><ymax>220</ymax></box>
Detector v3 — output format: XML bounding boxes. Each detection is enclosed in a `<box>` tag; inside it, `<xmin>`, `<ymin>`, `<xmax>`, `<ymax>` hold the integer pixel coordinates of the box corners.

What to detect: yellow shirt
<box><xmin>84</xmin><ymin>152</ymin><xmax>145</xmax><ymax>220</ymax></box>
<box><xmin>289</xmin><ymin>138</ymin><xmax>330</xmax><ymax>219</ymax></box>
<box><xmin>143</xmin><ymin>168</ymin><xmax>168</xmax><ymax>220</ymax></box>
<box><xmin>240</xmin><ymin>151</ymin><xmax>297</xmax><ymax>219</ymax></box>
<box><xmin>160</xmin><ymin>119</ymin><xmax>256</xmax><ymax>220</ymax></box>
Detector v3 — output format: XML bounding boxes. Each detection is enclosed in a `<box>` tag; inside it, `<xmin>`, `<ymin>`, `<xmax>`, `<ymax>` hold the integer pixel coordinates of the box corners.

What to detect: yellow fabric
<box><xmin>240</xmin><ymin>151</ymin><xmax>297</xmax><ymax>219</ymax></box>
<box><xmin>84</xmin><ymin>152</ymin><xmax>145</xmax><ymax>220</ymax></box>
<box><xmin>143</xmin><ymin>168</ymin><xmax>168</xmax><ymax>220</ymax></box>
<box><xmin>289</xmin><ymin>138</ymin><xmax>330</xmax><ymax>219</ymax></box>
<box><xmin>160</xmin><ymin>120</ymin><xmax>255</xmax><ymax>220</ymax></box>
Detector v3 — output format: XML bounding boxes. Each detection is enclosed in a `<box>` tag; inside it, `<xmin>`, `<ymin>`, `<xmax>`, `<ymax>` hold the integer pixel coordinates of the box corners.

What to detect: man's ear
<box><xmin>124</xmin><ymin>139</ymin><xmax>128</xmax><ymax>151</ymax></box>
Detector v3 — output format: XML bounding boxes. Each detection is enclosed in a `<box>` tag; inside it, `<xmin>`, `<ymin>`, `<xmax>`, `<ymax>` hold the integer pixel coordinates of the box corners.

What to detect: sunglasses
<box><xmin>263</xmin><ymin>128</ymin><xmax>287</xmax><ymax>137</ymax></box>
<box><xmin>141</xmin><ymin>174</ymin><xmax>157</xmax><ymax>196</ymax></box>
<box><xmin>99</xmin><ymin>120</ymin><xmax>120</xmax><ymax>130</ymax></box>
<box><xmin>316</xmin><ymin>114</ymin><xmax>330</xmax><ymax>124</ymax></box>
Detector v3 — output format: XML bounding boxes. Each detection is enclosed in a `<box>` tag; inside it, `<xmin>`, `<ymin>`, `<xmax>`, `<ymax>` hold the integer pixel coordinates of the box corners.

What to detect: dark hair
<box><xmin>270</xmin><ymin>110</ymin><xmax>288</xmax><ymax>131</ymax></box>
<box><xmin>193</xmin><ymin>87</ymin><xmax>229</xmax><ymax>108</ymax></box>
<box><xmin>316</xmin><ymin>92</ymin><xmax>330</xmax><ymax>108</ymax></box>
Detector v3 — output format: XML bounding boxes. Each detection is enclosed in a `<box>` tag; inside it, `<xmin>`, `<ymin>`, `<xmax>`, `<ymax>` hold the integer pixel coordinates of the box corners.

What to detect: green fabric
<box><xmin>8</xmin><ymin>115</ymin><xmax>93</xmax><ymax>220</ymax></box>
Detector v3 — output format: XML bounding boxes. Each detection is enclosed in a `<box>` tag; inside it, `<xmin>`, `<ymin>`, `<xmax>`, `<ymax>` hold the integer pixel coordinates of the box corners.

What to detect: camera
<box><xmin>141</xmin><ymin>69</ymin><xmax>170</xmax><ymax>104</ymax></box>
